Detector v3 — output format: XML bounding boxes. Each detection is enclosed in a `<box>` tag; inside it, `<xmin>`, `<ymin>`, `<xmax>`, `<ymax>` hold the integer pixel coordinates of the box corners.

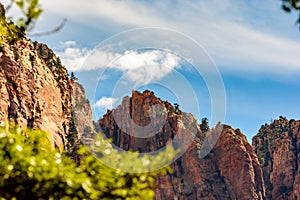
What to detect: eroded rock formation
<box><xmin>71</xmin><ymin>82</ymin><xmax>95</xmax><ymax>139</ymax></box>
<box><xmin>0</xmin><ymin>38</ymin><xmax>74</xmax><ymax>148</ymax></box>
<box><xmin>98</xmin><ymin>90</ymin><xmax>266</xmax><ymax>199</ymax></box>
<box><xmin>1</xmin><ymin>11</ymin><xmax>299</xmax><ymax>197</ymax></box>
<box><xmin>253</xmin><ymin>117</ymin><xmax>300</xmax><ymax>200</ymax></box>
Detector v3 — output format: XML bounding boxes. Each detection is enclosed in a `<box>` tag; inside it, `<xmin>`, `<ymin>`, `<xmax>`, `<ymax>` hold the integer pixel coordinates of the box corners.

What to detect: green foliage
<box><xmin>0</xmin><ymin>125</ymin><xmax>172</xmax><ymax>199</ymax></box>
<box><xmin>172</xmin><ymin>103</ymin><xmax>182</xmax><ymax>115</ymax></box>
<box><xmin>174</xmin><ymin>103</ymin><xmax>179</xmax><ymax>112</ymax></box>
<box><xmin>14</xmin><ymin>0</ymin><xmax>42</xmax><ymax>31</ymax></box>
<box><xmin>66</xmin><ymin>115</ymin><xmax>79</xmax><ymax>154</ymax></box>
<box><xmin>70</xmin><ymin>72</ymin><xmax>78</xmax><ymax>81</ymax></box>
<box><xmin>0</xmin><ymin>13</ymin><xmax>23</xmax><ymax>45</ymax></box>
<box><xmin>200</xmin><ymin>117</ymin><xmax>209</xmax><ymax>133</ymax></box>
<box><xmin>0</xmin><ymin>0</ymin><xmax>42</xmax><ymax>45</ymax></box>
<box><xmin>281</xmin><ymin>0</ymin><xmax>300</xmax><ymax>12</ymax></box>
<box><xmin>87</xmin><ymin>134</ymin><xmax>175</xmax><ymax>174</ymax></box>
<box><xmin>281</xmin><ymin>0</ymin><xmax>300</xmax><ymax>28</ymax></box>
<box><xmin>168</xmin><ymin>106</ymin><xmax>175</xmax><ymax>115</ymax></box>
<box><xmin>254</xmin><ymin>116</ymin><xmax>296</xmax><ymax>169</ymax></box>
<box><xmin>256</xmin><ymin>151</ymin><xmax>269</xmax><ymax>167</ymax></box>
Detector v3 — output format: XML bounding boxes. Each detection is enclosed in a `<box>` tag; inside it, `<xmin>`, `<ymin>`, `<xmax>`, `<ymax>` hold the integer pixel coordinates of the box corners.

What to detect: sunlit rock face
<box><xmin>253</xmin><ymin>117</ymin><xmax>300</xmax><ymax>200</ymax></box>
<box><xmin>0</xmin><ymin>38</ymin><xmax>74</xmax><ymax>148</ymax></box>
<box><xmin>98</xmin><ymin>90</ymin><xmax>266</xmax><ymax>199</ymax></box>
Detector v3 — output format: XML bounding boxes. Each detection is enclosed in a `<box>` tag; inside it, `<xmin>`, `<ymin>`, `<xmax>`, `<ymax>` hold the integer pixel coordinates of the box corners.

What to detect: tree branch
<box><xmin>5</xmin><ymin>0</ymin><xmax>14</xmax><ymax>11</ymax></box>
<box><xmin>28</xmin><ymin>18</ymin><xmax>67</xmax><ymax>37</ymax></box>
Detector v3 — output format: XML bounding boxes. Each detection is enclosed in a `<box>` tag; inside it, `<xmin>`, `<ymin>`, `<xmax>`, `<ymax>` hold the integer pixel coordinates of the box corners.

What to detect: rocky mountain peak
<box><xmin>1</xmin><ymin>21</ymin><xmax>299</xmax><ymax>198</ymax></box>
<box><xmin>98</xmin><ymin>90</ymin><xmax>266</xmax><ymax>199</ymax></box>
<box><xmin>253</xmin><ymin>117</ymin><xmax>300</xmax><ymax>199</ymax></box>
<box><xmin>99</xmin><ymin>90</ymin><xmax>191</xmax><ymax>152</ymax></box>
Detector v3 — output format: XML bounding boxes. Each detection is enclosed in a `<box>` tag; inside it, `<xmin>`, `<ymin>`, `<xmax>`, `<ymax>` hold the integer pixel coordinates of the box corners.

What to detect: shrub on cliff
<box><xmin>0</xmin><ymin>0</ymin><xmax>42</xmax><ymax>45</ymax></box>
<box><xmin>0</xmin><ymin>125</ymin><xmax>172</xmax><ymax>199</ymax></box>
<box><xmin>200</xmin><ymin>117</ymin><xmax>209</xmax><ymax>133</ymax></box>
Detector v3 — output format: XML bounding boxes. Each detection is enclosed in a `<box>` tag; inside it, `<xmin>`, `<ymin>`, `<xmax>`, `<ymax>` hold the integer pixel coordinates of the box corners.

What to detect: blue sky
<box><xmin>5</xmin><ymin>0</ymin><xmax>300</xmax><ymax>140</ymax></box>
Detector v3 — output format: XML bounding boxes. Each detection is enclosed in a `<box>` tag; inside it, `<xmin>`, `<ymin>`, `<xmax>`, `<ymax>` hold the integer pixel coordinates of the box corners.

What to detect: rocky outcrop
<box><xmin>99</xmin><ymin>90</ymin><xmax>187</xmax><ymax>152</ymax></box>
<box><xmin>153</xmin><ymin>124</ymin><xmax>266</xmax><ymax>200</ymax></box>
<box><xmin>98</xmin><ymin>90</ymin><xmax>266</xmax><ymax>199</ymax></box>
<box><xmin>253</xmin><ymin>117</ymin><xmax>300</xmax><ymax>200</ymax></box>
<box><xmin>0</xmin><ymin>37</ymin><xmax>74</xmax><ymax>148</ymax></box>
<box><xmin>155</xmin><ymin>142</ymin><xmax>232</xmax><ymax>200</ymax></box>
<box><xmin>1</xmin><ymin>8</ymin><xmax>298</xmax><ymax>196</ymax></box>
<box><xmin>71</xmin><ymin>82</ymin><xmax>95</xmax><ymax>139</ymax></box>
<box><xmin>213</xmin><ymin>127</ymin><xmax>266</xmax><ymax>200</ymax></box>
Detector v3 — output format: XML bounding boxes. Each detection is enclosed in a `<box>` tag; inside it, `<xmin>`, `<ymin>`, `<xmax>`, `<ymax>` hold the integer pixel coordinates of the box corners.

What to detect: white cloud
<box><xmin>41</xmin><ymin>0</ymin><xmax>300</xmax><ymax>76</ymax></box>
<box><xmin>111</xmin><ymin>50</ymin><xmax>180</xmax><ymax>84</ymax></box>
<box><xmin>56</xmin><ymin>43</ymin><xmax>181</xmax><ymax>84</ymax></box>
<box><xmin>61</xmin><ymin>41</ymin><xmax>77</xmax><ymax>48</ymax></box>
<box><xmin>56</xmin><ymin>41</ymin><xmax>121</xmax><ymax>71</ymax></box>
<box><xmin>94</xmin><ymin>97</ymin><xmax>118</xmax><ymax>111</ymax></box>
<box><xmin>56</xmin><ymin>41</ymin><xmax>89</xmax><ymax>71</ymax></box>
<box><xmin>202</xmin><ymin>21</ymin><xmax>300</xmax><ymax>72</ymax></box>
<box><xmin>40</xmin><ymin>0</ymin><xmax>171</xmax><ymax>28</ymax></box>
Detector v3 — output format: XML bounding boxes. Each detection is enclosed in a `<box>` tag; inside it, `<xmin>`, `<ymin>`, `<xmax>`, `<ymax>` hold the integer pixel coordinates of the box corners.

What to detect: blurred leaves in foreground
<box><xmin>281</xmin><ymin>0</ymin><xmax>300</xmax><ymax>28</ymax></box>
<box><xmin>0</xmin><ymin>0</ymin><xmax>42</xmax><ymax>45</ymax></box>
<box><xmin>0</xmin><ymin>125</ymin><xmax>174</xmax><ymax>199</ymax></box>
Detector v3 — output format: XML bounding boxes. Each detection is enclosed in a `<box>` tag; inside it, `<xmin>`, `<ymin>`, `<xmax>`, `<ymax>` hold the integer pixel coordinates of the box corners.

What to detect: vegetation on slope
<box><xmin>0</xmin><ymin>124</ymin><xmax>172</xmax><ymax>199</ymax></box>
<box><xmin>0</xmin><ymin>0</ymin><xmax>42</xmax><ymax>45</ymax></box>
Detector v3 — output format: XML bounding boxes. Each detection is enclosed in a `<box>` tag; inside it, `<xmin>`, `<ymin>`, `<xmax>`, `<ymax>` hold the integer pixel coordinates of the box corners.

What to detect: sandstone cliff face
<box><xmin>0</xmin><ymin>38</ymin><xmax>73</xmax><ymax>148</ymax></box>
<box><xmin>98</xmin><ymin>90</ymin><xmax>266</xmax><ymax>199</ymax></box>
<box><xmin>1</xmin><ymin>14</ymin><xmax>298</xmax><ymax>198</ymax></box>
<box><xmin>154</xmin><ymin>125</ymin><xmax>266</xmax><ymax>200</ymax></box>
<box><xmin>99</xmin><ymin>90</ymin><xmax>186</xmax><ymax>152</ymax></box>
<box><xmin>213</xmin><ymin>127</ymin><xmax>266</xmax><ymax>200</ymax></box>
<box><xmin>71</xmin><ymin>82</ymin><xmax>95</xmax><ymax>139</ymax></box>
<box><xmin>253</xmin><ymin>117</ymin><xmax>300</xmax><ymax>200</ymax></box>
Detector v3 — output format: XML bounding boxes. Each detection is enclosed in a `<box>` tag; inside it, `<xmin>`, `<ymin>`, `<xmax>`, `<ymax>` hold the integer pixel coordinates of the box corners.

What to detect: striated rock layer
<box><xmin>213</xmin><ymin>127</ymin><xmax>266</xmax><ymax>200</ymax></box>
<box><xmin>0</xmin><ymin>38</ymin><xmax>74</xmax><ymax>148</ymax></box>
<box><xmin>72</xmin><ymin>82</ymin><xmax>95</xmax><ymax>139</ymax></box>
<box><xmin>99</xmin><ymin>90</ymin><xmax>187</xmax><ymax>152</ymax></box>
<box><xmin>253</xmin><ymin>117</ymin><xmax>300</xmax><ymax>200</ymax></box>
<box><xmin>98</xmin><ymin>90</ymin><xmax>266</xmax><ymax>199</ymax></box>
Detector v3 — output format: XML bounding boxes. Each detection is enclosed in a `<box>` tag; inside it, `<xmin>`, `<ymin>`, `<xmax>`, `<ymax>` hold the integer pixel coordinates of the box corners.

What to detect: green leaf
<box><xmin>33</xmin><ymin>8</ymin><xmax>43</xmax><ymax>19</ymax></box>
<box><xmin>15</xmin><ymin>0</ymin><xmax>24</xmax><ymax>9</ymax></box>
<box><xmin>0</xmin><ymin>124</ymin><xmax>173</xmax><ymax>199</ymax></box>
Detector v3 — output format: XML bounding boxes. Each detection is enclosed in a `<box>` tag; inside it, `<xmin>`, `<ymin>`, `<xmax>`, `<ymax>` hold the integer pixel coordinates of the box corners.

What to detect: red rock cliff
<box><xmin>98</xmin><ymin>90</ymin><xmax>266</xmax><ymax>199</ymax></box>
<box><xmin>154</xmin><ymin>126</ymin><xmax>266</xmax><ymax>200</ymax></box>
<box><xmin>0</xmin><ymin>37</ymin><xmax>75</xmax><ymax>148</ymax></box>
<box><xmin>253</xmin><ymin>117</ymin><xmax>300</xmax><ymax>200</ymax></box>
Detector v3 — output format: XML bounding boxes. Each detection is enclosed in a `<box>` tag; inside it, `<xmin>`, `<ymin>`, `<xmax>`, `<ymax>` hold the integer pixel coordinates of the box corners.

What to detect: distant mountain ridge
<box><xmin>98</xmin><ymin>90</ymin><xmax>267</xmax><ymax>199</ymax></box>
<box><xmin>98</xmin><ymin>90</ymin><xmax>300</xmax><ymax>199</ymax></box>
<box><xmin>0</xmin><ymin>21</ymin><xmax>299</xmax><ymax>199</ymax></box>
<box><xmin>253</xmin><ymin>117</ymin><xmax>300</xmax><ymax>199</ymax></box>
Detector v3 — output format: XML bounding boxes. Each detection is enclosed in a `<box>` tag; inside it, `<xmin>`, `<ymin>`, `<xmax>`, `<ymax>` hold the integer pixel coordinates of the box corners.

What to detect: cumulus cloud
<box><xmin>94</xmin><ymin>97</ymin><xmax>118</xmax><ymax>111</ymax></box>
<box><xmin>56</xmin><ymin>41</ymin><xmax>90</xmax><ymax>71</ymax></box>
<box><xmin>111</xmin><ymin>50</ymin><xmax>180</xmax><ymax>84</ymax></box>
